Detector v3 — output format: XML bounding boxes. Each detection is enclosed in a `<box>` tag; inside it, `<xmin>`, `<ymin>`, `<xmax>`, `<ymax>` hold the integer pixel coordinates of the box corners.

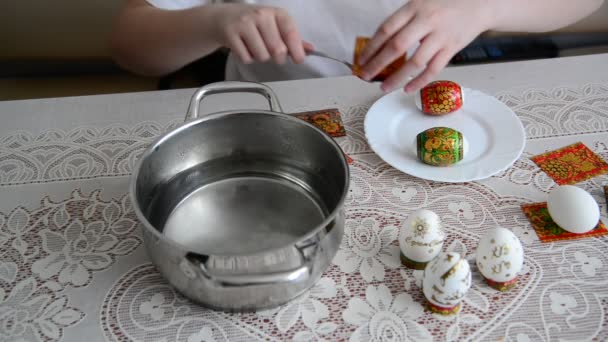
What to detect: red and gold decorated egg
<box><xmin>415</xmin><ymin>80</ymin><xmax>463</xmax><ymax>116</ymax></box>
<box><xmin>416</xmin><ymin>127</ymin><xmax>465</xmax><ymax>166</ymax></box>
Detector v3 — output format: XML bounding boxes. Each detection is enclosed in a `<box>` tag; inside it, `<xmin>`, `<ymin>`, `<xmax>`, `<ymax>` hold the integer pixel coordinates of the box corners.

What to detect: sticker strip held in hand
<box><xmin>352</xmin><ymin>37</ymin><xmax>407</xmax><ymax>81</ymax></box>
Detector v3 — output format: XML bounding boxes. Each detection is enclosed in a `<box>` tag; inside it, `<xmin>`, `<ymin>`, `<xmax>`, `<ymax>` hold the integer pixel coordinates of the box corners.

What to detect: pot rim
<box><xmin>129</xmin><ymin>109</ymin><xmax>350</xmax><ymax>256</ymax></box>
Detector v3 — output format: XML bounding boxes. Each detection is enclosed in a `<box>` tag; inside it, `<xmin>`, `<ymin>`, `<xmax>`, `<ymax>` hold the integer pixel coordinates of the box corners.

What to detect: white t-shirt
<box><xmin>145</xmin><ymin>0</ymin><xmax>412</xmax><ymax>82</ymax></box>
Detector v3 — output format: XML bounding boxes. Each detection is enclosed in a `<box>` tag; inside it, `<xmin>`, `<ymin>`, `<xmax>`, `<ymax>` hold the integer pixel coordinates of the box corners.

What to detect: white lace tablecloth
<box><xmin>1</xmin><ymin>54</ymin><xmax>608</xmax><ymax>342</ymax></box>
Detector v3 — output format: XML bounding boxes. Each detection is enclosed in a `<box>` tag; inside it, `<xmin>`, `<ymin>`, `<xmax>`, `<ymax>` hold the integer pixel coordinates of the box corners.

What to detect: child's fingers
<box><xmin>302</xmin><ymin>41</ymin><xmax>315</xmax><ymax>52</ymax></box>
<box><xmin>361</xmin><ymin>16</ymin><xmax>428</xmax><ymax>81</ymax></box>
<box><xmin>257</xmin><ymin>16</ymin><xmax>288</xmax><ymax>64</ymax></box>
<box><xmin>359</xmin><ymin>3</ymin><xmax>415</xmax><ymax>65</ymax></box>
<box><xmin>383</xmin><ymin>32</ymin><xmax>441</xmax><ymax>87</ymax></box>
<box><xmin>404</xmin><ymin>49</ymin><xmax>452</xmax><ymax>93</ymax></box>
<box><xmin>240</xmin><ymin>24</ymin><xmax>272</xmax><ymax>62</ymax></box>
<box><xmin>227</xmin><ymin>35</ymin><xmax>253</xmax><ymax>64</ymax></box>
<box><xmin>276</xmin><ymin>13</ymin><xmax>305</xmax><ymax>64</ymax></box>
<box><xmin>375</xmin><ymin>62</ymin><xmax>413</xmax><ymax>93</ymax></box>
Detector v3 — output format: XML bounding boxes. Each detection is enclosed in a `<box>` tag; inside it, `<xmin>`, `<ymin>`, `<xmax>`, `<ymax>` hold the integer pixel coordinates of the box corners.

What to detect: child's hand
<box><xmin>213</xmin><ymin>4</ymin><xmax>306</xmax><ymax>65</ymax></box>
<box><xmin>357</xmin><ymin>0</ymin><xmax>491</xmax><ymax>93</ymax></box>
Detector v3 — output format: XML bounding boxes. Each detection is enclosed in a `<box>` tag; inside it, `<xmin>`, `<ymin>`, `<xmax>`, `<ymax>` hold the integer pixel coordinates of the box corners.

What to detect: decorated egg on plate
<box><xmin>416</xmin><ymin>127</ymin><xmax>468</xmax><ymax>166</ymax></box>
<box><xmin>422</xmin><ymin>252</ymin><xmax>471</xmax><ymax>315</ymax></box>
<box><xmin>398</xmin><ymin>209</ymin><xmax>445</xmax><ymax>270</ymax></box>
<box><xmin>547</xmin><ymin>185</ymin><xmax>600</xmax><ymax>234</ymax></box>
<box><xmin>475</xmin><ymin>227</ymin><xmax>524</xmax><ymax>291</ymax></box>
<box><xmin>415</xmin><ymin>80</ymin><xmax>464</xmax><ymax>115</ymax></box>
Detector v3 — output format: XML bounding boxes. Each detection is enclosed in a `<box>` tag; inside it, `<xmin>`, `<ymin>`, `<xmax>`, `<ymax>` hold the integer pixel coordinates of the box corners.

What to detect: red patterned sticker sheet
<box><xmin>345</xmin><ymin>154</ymin><xmax>354</xmax><ymax>164</ymax></box>
<box><xmin>294</xmin><ymin>108</ymin><xmax>347</xmax><ymax>138</ymax></box>
<box><xmin>531</xmin><ymin>142</ymin><xmax>608</xmax><ymax>185</ymax></box>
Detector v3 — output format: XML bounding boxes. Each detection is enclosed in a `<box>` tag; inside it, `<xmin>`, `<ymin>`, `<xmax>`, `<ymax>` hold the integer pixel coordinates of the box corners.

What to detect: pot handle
<box><xmin>185</xmin><ymin>81</ymin><xmax>284</xmax><ymax>121</ymax></box>
<box><xmin>184</xmin><ymin>243</ymin><xmax>317</xmax><ymax>288</ymax></box>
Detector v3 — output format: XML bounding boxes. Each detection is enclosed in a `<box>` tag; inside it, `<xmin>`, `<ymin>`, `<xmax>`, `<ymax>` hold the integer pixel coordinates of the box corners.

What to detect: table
<box><xmin>1</xmin><ymin>54</ymin><xmax>607</xmax><ymax>341</ymax></box>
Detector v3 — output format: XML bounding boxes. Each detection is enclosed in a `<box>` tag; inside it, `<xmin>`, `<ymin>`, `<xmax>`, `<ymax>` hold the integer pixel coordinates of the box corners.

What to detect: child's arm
<box><xmin>110</xmin><ymin>0</ymin><xmax>306</xmax><ymax>76</ymax></box>
<box><xmin>358</xmin><ymin>0</ymin><xmax>605</xmax><ymax>93</ymax></box>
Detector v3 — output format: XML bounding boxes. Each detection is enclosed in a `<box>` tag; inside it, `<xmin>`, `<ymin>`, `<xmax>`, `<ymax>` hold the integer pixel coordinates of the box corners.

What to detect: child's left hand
<box><xmin>357</xmin><ymin>0</ymin><xmax>491</xmax><ymax>93</ymax></box>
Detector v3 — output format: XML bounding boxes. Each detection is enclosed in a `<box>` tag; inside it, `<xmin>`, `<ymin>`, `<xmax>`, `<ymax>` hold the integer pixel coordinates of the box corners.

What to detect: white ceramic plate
<box><xmin>364</xmin><ymin>88</ymin><xmax>525</xmax><ymax>183</ymax></box>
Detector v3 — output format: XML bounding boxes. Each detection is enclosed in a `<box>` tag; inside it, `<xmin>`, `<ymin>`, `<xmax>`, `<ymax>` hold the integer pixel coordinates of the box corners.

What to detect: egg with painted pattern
<box><xmin>416</xmin><ymin>127</ymin><xmax>468</xmax><ymax>166</ymax></box>
<box><xmin>422</xmin><ymin>252</ymin><xmax>471</xmax><ymax>311</ymax></box>
<box><xmin>476</xmin><ymin>227</ymin><xmax>524</xmax><ymax>291</ymax></box>
<box><xmin>398</xmin><ymin>209</ymin><xmax>445</xmax><ymax>270</ymax></box>
<box><xmin>415</xmin><ymin>80</ymin><xmax>464</xmax><ymax>115</ymax></box>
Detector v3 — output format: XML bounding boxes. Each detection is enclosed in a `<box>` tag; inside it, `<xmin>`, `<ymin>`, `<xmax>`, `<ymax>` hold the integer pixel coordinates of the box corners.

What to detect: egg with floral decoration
<box><xmin>422</xmin><ymin>252</ymin><xmax>472</xmax><ymax>315</ymax></box>
<box><xmin>416</xmin><ymin>127</ymin><xmax>469</xmax><ymax>166</ymax></box>
<box><xmin>415</xmin><ymin>80</ymin><xmax>464</xmax><ymax>115</ymax></box>
<box><xmin>399</xmin><ymin>209</ymin><xmax>445</xmax><ymax>270</ymax></box>
<box><xmin>475</xmin><ymin>227</ymin><xmax>524</xmax><ymax>291</ymax></box>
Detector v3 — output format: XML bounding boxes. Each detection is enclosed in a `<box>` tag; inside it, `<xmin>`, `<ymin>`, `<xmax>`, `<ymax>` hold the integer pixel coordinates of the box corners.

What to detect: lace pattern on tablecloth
<box><xmin>495</xmin><ymin>82</ymin><xmax>608</xmax><ymax>140</ymax></box>
<box><xmin>1</xmin><ymin>82</ymin><xmax>608</xmax><ymax>341</ymax></box>
<box><xmin>0</xmin><ymin>122</ymin><xmax>181</xmax><ymax>187</ymax></box>
<box><xmin>98</xmin><ymin>175</ymin><xmax>546</xmax><ymax>341</ymax></box>
<box><xmin>0</xmin><ymin>190</ymin><xmax>140</xmax><ymax>341</ymax></box>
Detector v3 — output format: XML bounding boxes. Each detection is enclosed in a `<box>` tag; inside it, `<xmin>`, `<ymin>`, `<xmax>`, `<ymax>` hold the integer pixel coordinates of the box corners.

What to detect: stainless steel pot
<box><xmin>130</xmin><ymin>82</ymin><xmax>349</xmax><ymax>311</ymax></box>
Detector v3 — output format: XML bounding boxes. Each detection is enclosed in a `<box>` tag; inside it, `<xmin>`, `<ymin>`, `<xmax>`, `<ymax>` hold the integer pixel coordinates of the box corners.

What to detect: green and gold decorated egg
<box><xmin>416</xmin><ymin>127</ymin><xmax>465</xmax><ymax>166</ymax></box>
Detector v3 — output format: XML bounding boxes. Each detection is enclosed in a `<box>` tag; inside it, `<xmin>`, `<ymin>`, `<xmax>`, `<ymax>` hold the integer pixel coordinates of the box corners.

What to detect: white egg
<box><xmin>476</xmin><ymin>227</ymin><xmax>524</xmax><ymax>286</ymax></box>
<box><xmin>398</xmin><ymin>209</ymin><xmax>445</xmax><ymax>269</ymax></box>
<box><xmin>547</xmin><ymin>185</ymin><xmax>600</xmax><ymax>234</ymax></box>
<box><xmin>422</xmin><ymin>252</ymin><xmax>471</xmax><ymax>310</ymax></box>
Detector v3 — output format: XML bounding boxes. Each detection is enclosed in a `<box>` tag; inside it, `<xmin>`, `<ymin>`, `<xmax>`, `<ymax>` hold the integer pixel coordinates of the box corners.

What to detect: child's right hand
<box><xmin>212</xmin><ymin>4</ymin><xmax>306</xmax><ymax>65</ymax></box>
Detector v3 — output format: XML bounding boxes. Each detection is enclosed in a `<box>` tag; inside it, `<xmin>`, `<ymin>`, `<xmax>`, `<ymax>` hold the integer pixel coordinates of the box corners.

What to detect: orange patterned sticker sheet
<box><xmin>530</xmin><ymin>142</ymin><xmax>608</xmax><ymax>185</ymax></box>
<box><xmin>345</xmin><ymin>154</ymin><xmax>354</xmax><ymax>164</ymax></box>
<box><xmin>352</xmin><ymin>37</ymin><xmax>406</xmax><ymax>81</ymax></box>
<box><xmin>521</xmin><ymin>202</ymin><xmax>608</xmax><ymax>243</ymax></box>
<box><xmin>294</xmin><ymin>108</ymin><xmax>346</xmax><ymax>138</ymax></box>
